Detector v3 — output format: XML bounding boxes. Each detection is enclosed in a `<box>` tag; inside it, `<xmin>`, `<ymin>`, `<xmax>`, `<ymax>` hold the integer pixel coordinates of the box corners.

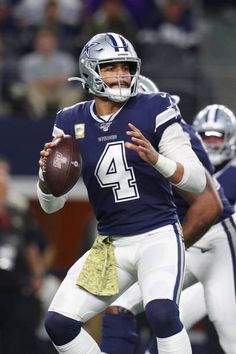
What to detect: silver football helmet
<box><xmin>193</xmin><ymin>104</ymin><xmax>236</xmax><ymax>166</ymax></box>
<box><xmin>78</xmin><ymin>32</ymin><xmax>141</xmax><ymax>102</ymax></box>
<box><xmin>138</xmin><ymin>75</ymin><xmax>159</xmax><ymax>93</ymax></box>
<box><xmin>137</xmin><ymin>75</ymin><xmax>180</xmax><ymax>105</ymax></box>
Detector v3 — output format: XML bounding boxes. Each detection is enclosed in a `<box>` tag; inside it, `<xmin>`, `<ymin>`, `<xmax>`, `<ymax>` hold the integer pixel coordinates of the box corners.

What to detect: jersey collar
<box><xmin>89</xmin><ymin>100</ymin><xmax>127</xmax><ymax>123</ymax></box>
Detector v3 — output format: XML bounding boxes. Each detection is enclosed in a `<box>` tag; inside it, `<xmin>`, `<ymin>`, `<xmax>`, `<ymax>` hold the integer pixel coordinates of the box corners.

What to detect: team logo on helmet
<box><xmin>83</xmin><ymin>42</ymin><xmax>100</xmax><ymax>57</ymax></box>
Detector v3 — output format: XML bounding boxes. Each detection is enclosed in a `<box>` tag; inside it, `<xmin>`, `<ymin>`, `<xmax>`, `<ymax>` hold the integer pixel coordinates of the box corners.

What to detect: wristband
<box><xmin>153</xmin><ymin>154</ymin><xmax>177</xmax><ymax>178</ymax></box>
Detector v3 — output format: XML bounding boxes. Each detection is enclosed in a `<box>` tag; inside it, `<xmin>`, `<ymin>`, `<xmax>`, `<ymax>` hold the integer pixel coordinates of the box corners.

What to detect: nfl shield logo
<box><xmin>98</xmin><ymin>122</ymin><xmax>112</xmax><ymax>132</ymax></box>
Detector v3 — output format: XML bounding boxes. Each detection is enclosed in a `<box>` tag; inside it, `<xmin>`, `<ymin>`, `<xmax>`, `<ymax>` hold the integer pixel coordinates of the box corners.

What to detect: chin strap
<box><xmin>68</xmin><ymin>76</ymin><xmax>85</xmax><ymax>84</ymax></box>
<box><xmin>68</xmin><ymin>76</ymin><xmax>88</xmax><ymax>90</ymax></box>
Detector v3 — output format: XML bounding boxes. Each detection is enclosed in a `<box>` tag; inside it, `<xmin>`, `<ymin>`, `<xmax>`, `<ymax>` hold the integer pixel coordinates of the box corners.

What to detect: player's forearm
<box><xmin>170</xmin><ymin>160</ymin><xmax>206</xmax><ymax>194</ymax></box>
<box><xmin>178</xmin><ymin>172</ymin><xmax>223</xmax><ymax>248</ymax></box>
<box><xmin>159</xmin><ymin>123</ymin><xmax>206</xmax><ymax>194</ymax></box>
<box><xmin>154</xmin><ymin>153</ymin><xmax>206</xmax><ymax>194</ymax></box>
<box><xmin>182</xmin><ymin>198</ymin><xmax>219</xmax><ymax>248</ymax></box>
<box><xmin>37</xmin><ymin>181</ymin><xmax>67</xmax><ymax>214</ymax></box>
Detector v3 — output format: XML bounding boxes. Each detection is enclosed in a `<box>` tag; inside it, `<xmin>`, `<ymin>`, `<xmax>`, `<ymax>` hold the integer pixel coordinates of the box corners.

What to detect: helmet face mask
<box><xmin>193</xmin><ymin>104</ymin><xmax>236</xmax><ymax>166</ymax></box>
<box><xmin>79</xmin><ymin>33</ymin><xmax>141</xmax><ymax>102</ymax></box>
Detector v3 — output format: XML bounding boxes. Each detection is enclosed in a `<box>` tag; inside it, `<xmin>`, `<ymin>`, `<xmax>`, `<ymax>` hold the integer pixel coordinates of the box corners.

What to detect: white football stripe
<box><xmin>53</xmin><ymin>125</ymin><xmax>65</xmax><ymax>137</ymax></box>
<box><xmin>155</xmin><ymin>108</ymin><xmax>178</xmax><ymax>131</ymax></box>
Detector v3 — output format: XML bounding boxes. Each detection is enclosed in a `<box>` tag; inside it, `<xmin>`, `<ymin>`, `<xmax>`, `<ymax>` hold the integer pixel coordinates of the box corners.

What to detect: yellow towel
<box><xmin>76</xmin><ymin>236</ymin><xmax>119</xmax><ymax>296</ymax></box>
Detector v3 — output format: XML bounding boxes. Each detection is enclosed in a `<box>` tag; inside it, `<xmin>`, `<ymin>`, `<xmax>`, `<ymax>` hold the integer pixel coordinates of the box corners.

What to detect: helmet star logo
<box><xmin>83</xmin><ymin>42</ymin><xmax>100</xmax><ymax>57</ymax></box>
<box><xmin>167</xmin><ymin>95</ymin><xmax>180</xmax><ymax>115</ymax></box>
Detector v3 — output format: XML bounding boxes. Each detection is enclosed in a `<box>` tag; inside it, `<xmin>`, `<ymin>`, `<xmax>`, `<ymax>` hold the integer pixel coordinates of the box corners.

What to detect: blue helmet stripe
<box><xmin>205</xmin><ymin>109</ymin><xmax>209</xmax><ymax>122</ymax></box>
<box><xmin>107</xmin><ymin>33</ymin><xmax>119</xmax><ymax>52</ymax></box>
<box><xmin>119</xmin><ymin>36</ymin><xmax>128</xmax><ymax>51</ymax></box>
<box><xmin>215</xmin><ymin>108</ymin><xmax>220</xmax><ymax>122</ymax></box>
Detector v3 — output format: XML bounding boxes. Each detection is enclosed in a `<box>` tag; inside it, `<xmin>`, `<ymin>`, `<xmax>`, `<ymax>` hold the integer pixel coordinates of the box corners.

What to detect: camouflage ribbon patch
<box><xmin>76</xmin><ymin>236</ymin><xmax>119</xmax><ymax>296</ymax></box>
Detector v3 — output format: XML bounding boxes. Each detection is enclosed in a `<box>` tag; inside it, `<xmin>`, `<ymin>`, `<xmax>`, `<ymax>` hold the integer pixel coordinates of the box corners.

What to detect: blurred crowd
<box><xmin>0</xmin><ymin>155</ymin><xmax>61</xmax><ymax>354</ymax></box>
<box><xmin>1</xmin><ymin>0</ymin><xmax>236</xmax><ymax>122</ymax></box>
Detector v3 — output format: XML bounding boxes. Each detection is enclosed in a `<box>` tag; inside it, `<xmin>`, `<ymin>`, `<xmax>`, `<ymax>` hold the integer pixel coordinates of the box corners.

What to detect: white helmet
<box><xmin>137</xmin><ymin>75</ymin><xmax>180</xmax><ymax>105</ymax></box>
<box><xmin>78</xmin><ymin>32</ymin><xmax>141</xmax><ymax>102</ymax></box>
<box><xmin>193</xmin><ymin>104</ymin><xmax>236</xmax><ymax>166</ymax></box>
<box><xmin>138</xmin><ymin>75</ymin><xmax>159</xmax><ymax>93</ymax></box>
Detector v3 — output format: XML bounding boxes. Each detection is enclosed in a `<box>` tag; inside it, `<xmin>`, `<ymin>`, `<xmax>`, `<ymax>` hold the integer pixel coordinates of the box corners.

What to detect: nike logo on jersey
<box><xmin>191</xmin><ymin>246</ymin><xmax>211</xmax><ymax>253</ymax></box>
<box><xmin>200</xmin><ymin>248</ymin><xmax>211</xmax><ymax>253</ymax></box>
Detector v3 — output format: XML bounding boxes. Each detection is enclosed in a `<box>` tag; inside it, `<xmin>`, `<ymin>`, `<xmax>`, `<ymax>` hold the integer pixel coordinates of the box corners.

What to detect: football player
<box><xmin>100</xmin><ymin>102</ymin><xmax>236</xmax><ymax>354</ymax></box>
<box><xmin>194</xmin><ymin>104</ymin><xmax>236</xmax><ymax>207</ymax></box>
<box><xmin>37</xmin><ymin>32</ymin><xmax>207</xmax><ymax>354</ymax></box>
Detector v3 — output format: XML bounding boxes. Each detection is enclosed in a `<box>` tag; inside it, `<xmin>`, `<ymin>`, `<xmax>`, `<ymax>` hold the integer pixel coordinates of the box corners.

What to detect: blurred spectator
<box><xmin>203</xmin><ymin>0</ymin><xmax>236</xmax><ymax>13</ymax></box>
<box><xmin>202</xmin><ymin>0</ymin><xmax>236</xmax><ymax>25</ymax></box>
<box><xmin>13</xmin><ymin>0</ymin><xmax>83</xmax><ymax>26</ymax></box>
<box><xmin>0</xmin><ymin>35</ymin><xmax>19</xmax><ymax>116</ymax></box>
<box><xmin>0</xmin><ymin>156</ymin><xmax>44</xmax><ymax>354</ymax></box>
<box><xmin>40</xmin><ymin>0</ymin><xmax>81</xmax><ymax>54</ymax></box>
<box><xmin>83</xmin><ymin>0</ymin><xmax>156</xmax><ymax>29</ymax></box>
<box><xmin>138</xmin><ymin>0</ymin><xmax>202</xmax><ymax>50</ymax></box>
<box><xmin>17</xmin><ymin>28</ymin><xmax>81</xmax><ymax>118</ymax></box>
<box><xmin>0</xmin><ymin>1</ymin><xmax>19</xmax><ymax>52</ymax></box>
<box><xmin>13</xmin><ymin>0</ymin><xmax>48</xmax><ymax>26</ymax></box>
<box><xmin>80</xmin><ymin>0</ymin><xmax>137</xmax><ymax>48</ymax></box>
<box><xmin>0</xmin><ymin>155</ymin><xmax>61</xmax><ymax>354</ymax></box>
<box><xmin>58</xmin><ymin>0</ymin><xmax>83</xmax><ymax>26</ymax></box>
<box><xmin>137</xmin><ymin>0</ymin><xmax>214</xmax><ymax>123</ymax></box>
<box><xmin>14</xmin><ymin>0</ymin><xmax>82</xmax><ymax>56</ymax></box>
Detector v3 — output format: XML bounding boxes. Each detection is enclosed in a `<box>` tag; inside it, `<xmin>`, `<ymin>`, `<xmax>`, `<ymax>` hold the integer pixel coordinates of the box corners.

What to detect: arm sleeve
<box><xmin>159</xmin><ymin>123</ymin><xmax>206</xmax><ymax>194</ymax></box>
<box><xmin>37</xmin><ymin>182</ymin><xmax>68</xmax><ymax>214</ymax></box>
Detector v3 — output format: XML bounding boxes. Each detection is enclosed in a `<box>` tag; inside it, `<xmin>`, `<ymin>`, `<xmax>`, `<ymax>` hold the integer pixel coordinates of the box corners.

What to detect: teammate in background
<box><xmin>194</xmin><ymin>104</ymin><xmax>236</xmax><ymax>207</ymax></box>
<box><xmin>100</xmin><ymin>102</ymin><xmax>236</xmax><ymax>354</ymax></box>
<box><xmin>37</xmin><ymin>32</ymin><xmax>207</xmax><ymax>354</ymax></box>
<box><xmin>148</xmin><ymin>105</ymin><xmax>236</xmax><ymax>354</ymax></box>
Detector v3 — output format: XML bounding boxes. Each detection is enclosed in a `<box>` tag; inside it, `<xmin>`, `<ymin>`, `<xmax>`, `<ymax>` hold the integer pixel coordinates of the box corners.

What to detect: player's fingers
<box><xmin>40</xmin><ymin>149</ymin><xmax>50</xmax><ymax>157</ymax></box>
<box><xmin>44</xmin><ymin>142</ymin><xmax>54</xmax><ymax>149</ymax></box>
<box><xmin>127</xmin><ymin>123</ymin><xmax>143</xmax><ymax>134</ymax></box>
<box><xmin>128</xmin><ymin>122</ymin><xmax>138</xmax><ymax>130</ymax></box>
<box><xmin>39</xmin><ymin>156</ymin><xmax>47</xmax><ymax>166</ymax></box>
<box><xmin>126</xmin><ymin>130</ymin><xmax>143</xmax><ymax>139</ymax></box>
<box><xmin>125</xmin><ymin>141</ymin><xmax>140</xmax><ymax>152</ymax></box>
<box><xmin>131</xmin><ymin>136</ymin><xmax>148</xmax><ymax>147</ymax></box>
<box><xmin>127</xmin><ymin>125</ymin><xmax>147</xmax><ymax>141</ymax></box>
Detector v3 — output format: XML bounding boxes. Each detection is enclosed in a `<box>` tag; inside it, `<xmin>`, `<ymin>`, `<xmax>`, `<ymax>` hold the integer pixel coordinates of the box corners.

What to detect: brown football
<box><xmin>42</xmin><ymin>135</ymin><xmax>82</xmax><ymax>197</ymax></box>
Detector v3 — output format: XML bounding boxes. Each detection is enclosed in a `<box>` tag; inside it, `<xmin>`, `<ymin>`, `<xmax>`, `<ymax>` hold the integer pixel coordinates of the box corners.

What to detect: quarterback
<box><xmin>37</xmin><ymin>32</ymin><xmax>206</xmax><ymax>354</ymax></box>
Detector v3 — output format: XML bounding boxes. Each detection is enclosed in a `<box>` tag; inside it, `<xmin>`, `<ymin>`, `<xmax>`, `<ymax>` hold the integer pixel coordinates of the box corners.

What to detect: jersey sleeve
<box><xmin>154</xmin><ymin>93</ymin><xmax>182</xmax><ymax>143</ymax></box>
<box><xmin>52</xmin><ymin>108</ymin><xmax>74</xmax><ymax>137</ymax></box>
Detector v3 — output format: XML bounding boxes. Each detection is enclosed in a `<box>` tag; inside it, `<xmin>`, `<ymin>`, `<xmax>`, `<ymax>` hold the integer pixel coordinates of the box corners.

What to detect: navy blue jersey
<box><xmin>54</xmin><ymin>93</ymin><xmax>181</xmax><ymax>236</ymax></box>
<box><xmin>175</xmin><ymin>121</ymin><xmax>234</xmax><ymax>223</ymax></box>
<box><xmin>216</xmin><ymin>159</ymin><xmax>236</xmax><ymax>207</ymax></box>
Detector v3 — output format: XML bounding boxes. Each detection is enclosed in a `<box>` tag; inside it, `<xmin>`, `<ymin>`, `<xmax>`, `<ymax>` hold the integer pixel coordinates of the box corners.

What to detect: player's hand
<box><xmin>39</xmin><ymin>133</ymin><xmax>64</xmax><ymax>167</ymax></box>
<box><xmin>38</xmin><ymin>134</ymin><xmax>64</xmax><ymax>194</ymax></box>
<box><xmin>125</xmin><ymin>123</ymin><xmax>158</xmax><ymax>165</ymax></box>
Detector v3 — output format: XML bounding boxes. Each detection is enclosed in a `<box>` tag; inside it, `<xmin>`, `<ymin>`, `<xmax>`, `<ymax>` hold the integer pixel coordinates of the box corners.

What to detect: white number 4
<box><xmin>95</xmin><ymin>141</ymin><xmax>139</xmax><ymax>203</ymax></box>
